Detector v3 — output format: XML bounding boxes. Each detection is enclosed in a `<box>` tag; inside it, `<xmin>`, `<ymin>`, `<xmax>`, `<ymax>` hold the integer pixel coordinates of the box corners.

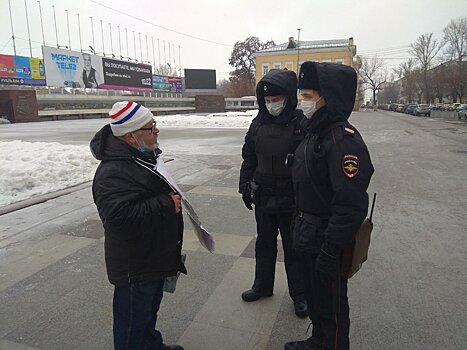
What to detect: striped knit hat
<box><xmin>109</xmin><ymin>101</ymin><xmax>153</xmax><ymax>136</ymax></box>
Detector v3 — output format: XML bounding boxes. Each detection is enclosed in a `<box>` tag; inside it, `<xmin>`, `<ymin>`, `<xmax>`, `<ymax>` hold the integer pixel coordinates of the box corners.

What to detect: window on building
<box><xmin>262</xmin><ymin>64</ymin><xmax>269</xmax><ymax>76</ymax></box>
<box><xmin>274</xmin><ymin>62</ymin><xmax>281</xmax><ymax>69</ymax></box>
<box><xmin>335</xmin><ymin>58</ymin><xmax>345</xmax><ymax>64</ymax></box>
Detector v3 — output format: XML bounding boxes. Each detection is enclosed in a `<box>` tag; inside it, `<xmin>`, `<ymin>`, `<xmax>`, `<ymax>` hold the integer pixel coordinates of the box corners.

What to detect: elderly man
<box><xmin>90</xmin><ymin>101</ymin><xmax>186</xmax><ymax>350</ymax></box>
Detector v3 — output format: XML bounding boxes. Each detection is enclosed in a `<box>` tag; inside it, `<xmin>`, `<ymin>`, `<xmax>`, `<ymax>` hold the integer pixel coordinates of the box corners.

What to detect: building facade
<box><xmin>254</xmin><ymin>37</ymin><xmax>357</xmax><ymax>84</ymax></box>
<box><xmin>254</xmin><ymin>37</ymin><xmax>360</xmax><ymax>109</ymax></box>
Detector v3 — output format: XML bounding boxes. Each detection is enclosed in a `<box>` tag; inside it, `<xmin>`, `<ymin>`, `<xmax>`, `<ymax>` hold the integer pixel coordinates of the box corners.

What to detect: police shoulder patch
<box><xmin>342</xmin><ymin>154</ymin><xmax>359</xmax><ymax>178</ymax></box>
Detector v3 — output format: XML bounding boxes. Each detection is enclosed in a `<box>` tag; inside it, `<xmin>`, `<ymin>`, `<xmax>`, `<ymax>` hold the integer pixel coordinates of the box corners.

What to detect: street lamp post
<box><xmin>65</xmin><ymin>10</ymin><xmax>71</xmax><ymax>50</ymax></box>
<box><xmin>77</xmin><ymin>13</ymin><xmax>83</xmax><ymax>52</ymax></box>
<box><xmin>8</xmin><ymin>0</ymin><xmax>17</xmax><ymax>55</ymax></box>
<box><xmin>297</xmin><ymin>28</ymin><xmax>301</xmax><ymax>74</ymax></box>
<box><xmin>37</xmin><ymin>1</ymin><xmax>45</xmax><ymax>47</ymax></box>
<box><xmin>52</xmin><ymin>5</ymin><xmax>59</xmax><ymax>48</ymax></box>
<box><xmin>24</xmin><ymin>0</ymin><xmax>33</xmax><ymax>57</ymax></box>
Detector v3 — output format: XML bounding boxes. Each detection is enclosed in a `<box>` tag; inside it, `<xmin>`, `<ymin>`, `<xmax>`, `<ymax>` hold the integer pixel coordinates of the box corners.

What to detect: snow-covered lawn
<box><xmin>0</xmin><ymin>111</ymin><xmax>257</xmax><ymax>207</ymax></box>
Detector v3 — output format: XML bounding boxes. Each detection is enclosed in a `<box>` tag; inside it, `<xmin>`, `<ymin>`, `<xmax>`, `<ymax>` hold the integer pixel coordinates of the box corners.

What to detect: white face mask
<box><xmin>301</xmin><ymin>98</ymin><xmax>320</xmax><ymax>119</ymax></box>
<box><xmin>265</xmin><ymin>99</ymin><xmax>286</xmax><ymax>117</ymax></box>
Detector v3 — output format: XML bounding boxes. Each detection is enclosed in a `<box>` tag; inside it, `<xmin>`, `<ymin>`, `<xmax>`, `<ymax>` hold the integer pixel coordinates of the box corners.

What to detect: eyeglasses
<box><xmin>138</xmin><ymin>121</ymin><xmax>157</xmax><ymax>133</ymax></box>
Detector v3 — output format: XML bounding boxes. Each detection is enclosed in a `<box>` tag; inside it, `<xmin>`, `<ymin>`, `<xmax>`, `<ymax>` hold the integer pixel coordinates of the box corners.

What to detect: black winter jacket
<box><xmin>239</xmin><ymin>69</ymin><xmax>305</xmax><ymax>213</ymax></box>
<box><xmin>292</xmin><ymin>62</ymin><xmax>374</xmax><ymax>255</ymax></box>
<box><xmin>90</xmin><ymin>125</ymin><xmax>186</xmax><ymax>286</ymax></box>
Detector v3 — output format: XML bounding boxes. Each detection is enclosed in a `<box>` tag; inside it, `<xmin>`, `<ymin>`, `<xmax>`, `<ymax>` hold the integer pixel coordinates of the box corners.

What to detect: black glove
<box><xmin>315</xmin><ymin>247</ymin><xmax>338</xmax><ymax>285</ymax></box>
<box><xmin>242</xmin><ymin>193</ymin><xmax>253</xmax><ymax>210</ymax></box>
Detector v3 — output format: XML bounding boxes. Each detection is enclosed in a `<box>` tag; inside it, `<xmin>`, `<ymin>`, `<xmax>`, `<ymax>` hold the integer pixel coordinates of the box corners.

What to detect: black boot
<box><xmin>293</xmin><ymin>300</ymin><xmax>308</xmax><ymax>318</ymax></box>
<box><xmin>284</xmin><ymin>336</ymin><xmax>323</xmax><ymax>350</ymax></box>
<box><xmin>241</xmin><ymin>289</ymin><xmax>273</xmax><ymax>302</ymax></box>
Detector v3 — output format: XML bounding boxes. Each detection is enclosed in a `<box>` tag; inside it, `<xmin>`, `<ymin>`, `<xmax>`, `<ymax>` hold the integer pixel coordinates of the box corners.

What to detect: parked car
<box><xmin>406</xmin><ymin>104</ymin><xmax>417</xmax><ymax>115</ymax></box>
<box><xmin>395</xmin><ymin>104</ymin><xmax>406</xmax><ymax>113</ymax></box>
<box><xmin>414</xmin><ymin>104</ymin><xmax>431</xmax><ymax>116</ymax></box>
<box><xmin>458</xmin><ymin>106</ymin><xmax>467</xmax><ymax>120</ymax></box>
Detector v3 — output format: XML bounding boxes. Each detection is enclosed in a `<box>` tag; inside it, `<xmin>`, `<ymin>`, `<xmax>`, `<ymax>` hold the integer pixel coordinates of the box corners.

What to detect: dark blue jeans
<box><xmin>113</xmin><ymin>278</ymin><xmax>165</xmax><ymax>350</ymax></box>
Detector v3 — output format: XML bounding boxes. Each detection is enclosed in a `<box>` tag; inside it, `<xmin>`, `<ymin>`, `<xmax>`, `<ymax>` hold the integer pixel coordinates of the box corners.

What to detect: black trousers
<box><xmin>252</xmin><ymin>207</ymin><xmax>305</xmax><ymax>302</ymax></box>
<box><xmin>300</xmin><ymin>253</ymin><xmax>350</xmax><ymax>350</ymax></box>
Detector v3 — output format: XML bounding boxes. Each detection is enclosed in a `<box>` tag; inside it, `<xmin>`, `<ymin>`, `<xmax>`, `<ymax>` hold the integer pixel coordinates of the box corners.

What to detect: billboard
<box><xmin>101</xmin><ymin>58</ymin><xmax>152</xmax><ymax>92</ymax></box>
<box><xmin>184</xmin><ymin>69</ymin><xmax>216</xmax><ymax>89</ymax></box>
<box><xmin>42</xmin><ymin>46</ymin><xmax>152</xmax><ymax>91</ymax></box>
<box><xmin>42</xmin><ymin>46</ymin><xmax>103</xmax><ymax>88</ymax></box>
<box><xmin>153</xmin><ymin>74</ymin><xmax>182</xmax><ymax>93</ymax></box>
<box><xmin>0</xmin><ymin>54</ymin><xmax>46</xmax><ymax>86</ymax></box>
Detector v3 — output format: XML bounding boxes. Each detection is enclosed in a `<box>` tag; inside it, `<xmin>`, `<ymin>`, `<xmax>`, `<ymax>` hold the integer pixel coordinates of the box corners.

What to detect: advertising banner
<box><xmin>43</xmin><ymin>46</ymin><xmax>152</xmax><ymax>91</ymax></box>
<box><xmin>153</xmin><ymin>74</ymin><xmax>182</xmax><ymax>93</ymax></box>
<box><xmin>42</xmin><ymin>46</ymin><xmax>103</xmax><ymax>88</ymax></box>
<box><xmin>0</xmin><ymin>54</ymin><xmax>46</xmax><ymax>86</ymax></box>
<box><xmin>101</xmin><ymin>58</ymin><xmax>153</xmax><ymax>91</ymax></box>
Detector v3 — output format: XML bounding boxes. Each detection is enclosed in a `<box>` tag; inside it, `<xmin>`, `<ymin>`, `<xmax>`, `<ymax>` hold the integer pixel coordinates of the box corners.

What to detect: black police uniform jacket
<box><xmin>239</xmin><ymin>69</ymin><xmax>305</xmax><ymax>213</ymax></box>
<box><xmin>292</xmin><ymin>63</ymin><xmax>374</xmax><ymax>256</ymax></box>
<box><xmin>90</xmin><ymin>125</ymin><xmax>186</xmax><ymax>286</ymax></box>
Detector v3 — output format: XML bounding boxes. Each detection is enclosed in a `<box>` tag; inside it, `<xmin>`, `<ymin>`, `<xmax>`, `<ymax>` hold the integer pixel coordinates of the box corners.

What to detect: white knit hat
<box><xmin>109</xmin><ymin>101</ymin><xmax>153</xmax><ymax>136</ymax></box>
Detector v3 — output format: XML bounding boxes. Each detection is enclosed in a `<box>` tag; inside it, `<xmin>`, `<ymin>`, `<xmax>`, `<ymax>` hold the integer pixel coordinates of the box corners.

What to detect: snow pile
<box><xmin>156</xmin><ymin>110</ymin><xmax>257</xmax><ymax>128</ymax></box>
<box><xmin>0</xmin><ymin>112</ymin><xmax>259</xmax><ymax>207</ymax></box>
<box><xmin>0</xmin><ymin>140</ymin><xmax>99</xmax><ymax>206</ymax></box>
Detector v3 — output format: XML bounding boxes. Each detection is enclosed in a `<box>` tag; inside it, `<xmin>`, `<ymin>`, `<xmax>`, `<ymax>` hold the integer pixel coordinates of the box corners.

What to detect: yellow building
<box><xmin>254</xmin><ymin>37</ymin><xmax>359</xmax><ymax>107</ymax></box>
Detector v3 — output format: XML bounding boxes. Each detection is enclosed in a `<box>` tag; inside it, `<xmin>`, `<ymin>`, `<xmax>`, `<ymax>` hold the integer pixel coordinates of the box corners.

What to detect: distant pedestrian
<box><xmin>90</xmin><ymin>101</ymin><xmax>185</xmax><ymax>350</ymax></box>
<box><xmin>284</xmin><ymin>62</ymin><xmax>374</xmax><ymax>350</ymax></box>
<box><xmin>239</xmin><ymin>69</ymin><xmax>308</xmax><ymax>318</ymax></box>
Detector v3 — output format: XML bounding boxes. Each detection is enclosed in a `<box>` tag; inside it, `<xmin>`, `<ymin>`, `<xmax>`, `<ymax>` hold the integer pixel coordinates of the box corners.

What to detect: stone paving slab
<box><xmin>0</xmin><ymin>112</ymin><xmax>466</xmax><ymax>349</ymax></box>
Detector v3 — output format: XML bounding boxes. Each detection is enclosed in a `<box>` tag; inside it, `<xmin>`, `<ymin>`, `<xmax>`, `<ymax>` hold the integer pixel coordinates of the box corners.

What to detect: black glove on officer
<box><xmin>240</xmin><ymin>180</ymin><xmax>259</xmax><ymax>211</ymax></box>
<box><xmin>315</xmin><ymin>242</ymin><xmax>340</xmax><ymax>285</ymax></box>
<box><xmin>242</xmin><ymin>193</ymin><xmax>253</xmax><ymax>210</ymax></box>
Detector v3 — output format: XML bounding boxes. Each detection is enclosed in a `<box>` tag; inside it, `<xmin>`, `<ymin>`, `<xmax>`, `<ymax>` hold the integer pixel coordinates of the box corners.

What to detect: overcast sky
<box><xmin>1</xmin><ymin>0</ymin><xmax>466</xmax><ymax>81</ymax></box>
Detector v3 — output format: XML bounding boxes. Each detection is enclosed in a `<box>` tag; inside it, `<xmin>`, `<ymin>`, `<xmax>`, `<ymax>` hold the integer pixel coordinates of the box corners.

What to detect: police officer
<box><xmin>239</xmin><ymin>69</ymin><xmax>307</xmax><ymax>318</ymax></box>
<box><xmin>284</xmin><ymin>62</ymin><xmax>374</xmax><ymax>350</ymax></box>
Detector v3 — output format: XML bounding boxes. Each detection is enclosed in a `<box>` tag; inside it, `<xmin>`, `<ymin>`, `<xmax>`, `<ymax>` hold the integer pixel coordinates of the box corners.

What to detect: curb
<box><xmin>0</xmin><ymin>181</ymin><xmax>92</xmax><ymax>216</ymax></box>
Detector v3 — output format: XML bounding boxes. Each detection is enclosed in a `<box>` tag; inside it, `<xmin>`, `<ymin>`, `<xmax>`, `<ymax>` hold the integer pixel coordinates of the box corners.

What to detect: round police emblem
<box><xmin>264</xmin><ymin>85</ymin><xmax>267</xmax><ymax>91</ymax></box>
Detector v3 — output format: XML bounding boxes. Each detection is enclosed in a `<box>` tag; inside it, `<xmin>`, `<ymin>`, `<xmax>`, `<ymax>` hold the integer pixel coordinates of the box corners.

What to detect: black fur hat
<box><xmin>257</xmin><ymin>81</ymin><xmax>287</xmax><ymax>96</ymax></box>
<box><xmin>298</xmin><ymin>61</ymin><xmax>320</xmax><ymax>91</ymax></box>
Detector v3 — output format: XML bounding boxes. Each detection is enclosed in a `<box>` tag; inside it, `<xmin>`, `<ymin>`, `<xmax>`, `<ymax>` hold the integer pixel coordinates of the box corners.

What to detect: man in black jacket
<box><xmin>90</xmin><ymin>101</ymin><xmax>185</xmax><ymax>350</ymax></box>
<box><xmin>239</xmin><ymin>69</ymin><xmax>307</xmax><ymax>318</ymax></box>
<box><xmin>284</xmin><ymin>62</ymin><xmax>374</xmax><ymax>350</ymax></box>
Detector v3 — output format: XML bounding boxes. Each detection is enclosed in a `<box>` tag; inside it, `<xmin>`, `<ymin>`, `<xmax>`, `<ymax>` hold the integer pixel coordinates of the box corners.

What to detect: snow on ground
<box><xmin>0</xmin><ymin>111</ymin><xmax>257</xmax><ymax>207</ymax></box>
<box><xmin>0</xmin><ymin>140</ymin><xmax>100</xmax><ymax>206</ymax></box>
<box><xmin>156</xmin><ymin>110</ymin><xmax>257</xmax><ymax>128</ymax></box>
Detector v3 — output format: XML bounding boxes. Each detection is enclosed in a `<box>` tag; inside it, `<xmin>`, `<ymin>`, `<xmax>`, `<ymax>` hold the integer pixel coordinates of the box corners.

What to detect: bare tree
<box><xmin>394</xmin><ymin>59</ymin><xmax>418</xmax><ymax>103</ymax></box>
<box><xmin>443</xmin><ymin>17</ymin><xmax>467</xmax><ymax>101</ymax></box>
<box><xmin>228</xmin><ymin>37</ymin><xmax>275</xmax><ymax>96</ymax></box>
<box><xmin>153</xmin><ymin>64</ymin><xmax>177</xmax><ymax>76</ymax></box>
<box><xmin>410</xmin><ymin>33</ymin><xmax>442</xmax><ymax>103</ymax></box>
<box><xmin>358</xmin><ymin>55</ymin><xmax>387</xmax><ymax>108</ymax></box>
